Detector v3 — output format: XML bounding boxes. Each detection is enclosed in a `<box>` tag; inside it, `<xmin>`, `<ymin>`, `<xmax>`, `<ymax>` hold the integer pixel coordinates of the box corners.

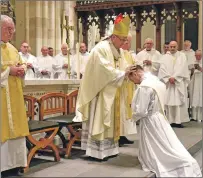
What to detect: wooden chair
<box><xmin>23</xmin><ymin>95</ymin><xmax>60</xmax><ymax>173</ymax></box>
<box><xmin>65</xmin><ymin>90</ymin><xmax>82</xmax><ymax>158</ymax></box>
<box><xmin>38</xmin><ymin>91</ymin><xmax>81</xmax><ymax>158</ymax></box>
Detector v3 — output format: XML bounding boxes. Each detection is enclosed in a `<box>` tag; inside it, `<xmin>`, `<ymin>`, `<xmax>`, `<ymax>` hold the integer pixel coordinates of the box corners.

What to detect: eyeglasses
<box><xmin>3</xmin><ymin>27</ymin><xmax>15</xmax><ymax>33</ymax></box>
<box><xmin>115</xmin><ymin>35</ymin><xmax>128</xmax><ymax>42</ymax></box>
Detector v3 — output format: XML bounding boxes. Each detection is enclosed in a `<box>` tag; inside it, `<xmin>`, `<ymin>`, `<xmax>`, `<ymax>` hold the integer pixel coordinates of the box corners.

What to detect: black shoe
<box><xmin>190</xmin><ymin>119</ymin><xmax>196</xmax><ymax>122</ymax></box>
<box><xmin>88</xmin><ymin>156</ymin><xmax>108</xmax><ymax>162</ymax></box>
<box><xmin>176</xmin><ymin>124</ymin><xmax>184</xmax><ymax>128</ymax></box>
<box><xmin>170</xmin><ymin>123</ymin><xmax>176</xmax><ymax>127</ymax></box>
<box><xmin>119</xmin><ymin>142</ymin><xmax>124</xmax><ymax>147</ymax></box>
<box><xmin>119</xmin><ymin>136</ymin><xmax>134</xmax><ymax>145</ymax></box>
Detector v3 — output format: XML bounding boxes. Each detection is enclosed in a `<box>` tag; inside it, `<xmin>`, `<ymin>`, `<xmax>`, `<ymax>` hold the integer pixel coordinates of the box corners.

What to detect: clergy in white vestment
<box><xmin>19</xmin><ymin>42</ymin><xmax>37</xmax><ymax>79</ymax></box>
<box><xmin>136</xmin><ymin>47</ymin><xmax>142</xmax><ymax>54</ymax></box>
<box><xmin>71</xmin><ymin>42</ymin><xmax>89</xmax><ymax>79</ymax></box>
<box><xmin>53</xmin><ymin>44</ymin><xmax>72</xmax><ymax>79</ymax></box>
<box><xmin>128</xmin><ymin>65</ymin><xmax>202</xmax><ymax>177</ymax></box>
<box><xmin>35</xmin><ymin>46</ymin><xmax>54</xmax><ymax>79</ymax></box>
<box><xmin>73</xmin><ymin>14</ymin><xmax>135</xmax><ymax>161</ymax></box>
<box><xmin>181</xmin><ymin>40</ymin><xmax>196</xmax><ymax>77</ymax></box>
<box><xmin>162</xmin><ymin>41</ymin><xmax>169</xmax><ymax>55</ymax></box>
<box><xmin>48</xmin><ymin>47</ymin><xmax>54</xmax><ymax>57</ymax></box>
<box><xmin>158</xmin><ymin>41</ymin><xmax>190</xmax><ymax>128</ymax></box>
<box><xmin>1</xmin><ymin>15</ymin><xmax>29</xmax><ymax>173</ymax></box>
<box><xmin>135</xmin><ymin>38</ymin><xmax>161</xmax><ymax>76</ymax></box>
<box><xmin>189</xmin><ymin>50</ymin><xmax>202</xmax><ymax>122</ymax></box>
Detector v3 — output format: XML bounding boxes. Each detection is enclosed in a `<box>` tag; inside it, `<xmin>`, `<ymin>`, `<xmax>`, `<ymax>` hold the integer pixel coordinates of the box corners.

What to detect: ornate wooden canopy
<box><xmin>1</xmin><ymin>0</ymin><xmax>16</xmax><ymax>23</ymax></box>
<box><xmin>75</xmin><ymin>0</ymin><xmax>199</xmax><ymax>51</ymax></box>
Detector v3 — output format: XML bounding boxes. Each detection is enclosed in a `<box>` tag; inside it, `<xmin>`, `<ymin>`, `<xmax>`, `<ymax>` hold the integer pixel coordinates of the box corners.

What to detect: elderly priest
<box><xmin>1</xmin><ymin>15</ymin><xmax>29</xmax><ymax>173</ymax></box>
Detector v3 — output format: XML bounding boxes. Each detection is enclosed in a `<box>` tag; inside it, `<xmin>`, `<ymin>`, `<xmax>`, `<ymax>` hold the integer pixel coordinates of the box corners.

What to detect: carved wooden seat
<box><xmin>23</xmin><ymin>95</ymin><xmax>60</xmax><ymax>173</ymax></box>
<box><xmin>65</xmin><ymin>90</ymin><xmax>82</xmax><ymax>158</ymax></box>
<box><xmin>38</xmin><ymin>90</ymin><xmax>81</xmax><ymax>158</ymax></box>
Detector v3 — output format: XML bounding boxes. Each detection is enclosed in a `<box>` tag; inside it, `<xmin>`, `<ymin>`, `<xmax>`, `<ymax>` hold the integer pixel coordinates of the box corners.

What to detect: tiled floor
<box><xmin>3</xmin><ymin>121</ymin><xmax>202</xmax><ymax>177</ymax></box>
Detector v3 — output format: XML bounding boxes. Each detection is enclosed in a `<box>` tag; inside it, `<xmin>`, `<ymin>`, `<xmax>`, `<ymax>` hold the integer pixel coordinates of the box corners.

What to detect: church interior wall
<box><xmin>4</xmin><ymin>0</ymin><xmax>203</xmax><ymax>55</ymax></box>
<box><xmin>141</xmin><ymin>18</ymin><xmax>156</xmax><ymax>49</ymax></box>
<box><xmin>198</xmin><ymin>0</ymin><xmax>202</xmax><ymax>50</ymax></box>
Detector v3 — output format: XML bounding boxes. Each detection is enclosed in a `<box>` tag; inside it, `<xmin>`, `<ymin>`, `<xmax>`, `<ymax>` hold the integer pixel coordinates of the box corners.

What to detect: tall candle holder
<box><xmin>61</xmin><ymin>15</ymin><xmax>74</xmax><ymax>79</ymax></box>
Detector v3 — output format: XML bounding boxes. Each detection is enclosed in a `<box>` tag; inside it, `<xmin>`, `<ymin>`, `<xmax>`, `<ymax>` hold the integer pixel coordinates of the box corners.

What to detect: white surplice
<box><xmin>52</xmin><ymin>53</ymin><xmax>73</xmax><ymax>79</ymax></box>
<box><xmin>181</xmin><ymin>49</ymin><xmax>196</xmax><ymax>76</ymax></box>
<box><xmin>1</xmin><ymin>138</ymin><xmax>27</xmax><ymax>172</ymax></box>
<box><xmin>189</xmin><ymin>59</ymin><xmax>202</xmax><ymax>121</ymax></box>
<box><xmin>19</xmin><ymin>52</ymin><xmax>37</xmax><ymax>79</ymax></box>
<box><xmin>158</xmin><ymin>51</ymin><xmax>190</xmax><ymax>124</ymax></box>
<box><xmin>132</xmin><ymin>73</ymin><xmax>202</xmax><ymax>177</ymax></box>
<box><xmin>71</xmin><ymin>52</ymin><xmax>89</xmax><ymax>79</ymax></box>
<box><xmin>35</xmin><ymin>55</ymin><xmax>54</xmax><ymax>79</ymax></box>
<box><xmin>135</xmin><ymin>48</ymin><xmax>161</xmax><ymax>76</ymax></box>
<box><xmin>1</xmin><ymin>67</ymin><xmax>27</xmax><ymax>172</ymax></box>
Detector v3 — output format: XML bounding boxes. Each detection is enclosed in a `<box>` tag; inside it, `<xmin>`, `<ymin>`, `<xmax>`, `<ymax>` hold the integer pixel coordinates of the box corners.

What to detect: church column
<box><xmin>175</xmin><ymin>2</ymin><xmax>183</xmax><ymax>50</ymax></box>
<box><xmin>69</xmin><ymin>1</ymin><xmax>75</xmax><ymax>49</ymax></box>
<box><xmin>136</xmin><ymin>10</ymin><xmax>141</xmax><ymax>49</ymax></box>
<box><xmin>55</xmin><ymin>1</ymin><xmax>62</xmax><ymax>54</ymax></box>
<box><xmin>48</xmin><ymin>1</ymin><xmax>55</xmax><ymax>52</ymax></box>
<box><xmin>29</xmin><ymin>1</ymin><xmax>42</xmax><ymax>56</ymax></box>
<box><xmin>42</xmin><ymin>1</ymin><xmax>48</xmax><ymax>46</ymax></box>
<box><xmin>15</xmin><ymin>0</ymin><xmax>26</xmax><ymax>48</ymax></box>
<box><xmin>198</xmin><ymin>1</ymin><xmax>202</xmax><ymax>50</ymax></box>
<box><xmin>25</xmin><ymin>1</ymin><xmax>29</xmax><ymax>43</ymax></box>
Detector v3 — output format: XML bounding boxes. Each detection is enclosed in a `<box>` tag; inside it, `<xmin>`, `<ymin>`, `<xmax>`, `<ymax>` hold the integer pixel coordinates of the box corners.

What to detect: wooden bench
<box><xmin>38</xmin><ymin>90</ymin><xmax>81</xmax><ymax>158</ymax></box>
<box><xmin>23</xmin><ymin>95</ymin><xmax>60</xmax><ymax>173</ymax></box>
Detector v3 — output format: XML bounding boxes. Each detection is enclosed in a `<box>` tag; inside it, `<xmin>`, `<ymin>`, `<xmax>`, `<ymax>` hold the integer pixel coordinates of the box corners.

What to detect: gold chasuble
<box><xmin>113</xmin><ymin>50</ymin><xmax>135</xmax><ymax>141</ymax></box>
<box><xmin>1</xmin><ymin>42</ymin><xmax>29</xmax><ymax>143</ymax></box>
<box><xmin>122</xmin><ymin>50</ymin><xmax>136</xmax><ymax>119</ymax></box>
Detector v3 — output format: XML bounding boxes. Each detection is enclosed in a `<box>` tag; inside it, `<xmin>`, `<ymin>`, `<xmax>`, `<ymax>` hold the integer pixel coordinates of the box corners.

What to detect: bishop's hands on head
<box><xmin>125</xmin><ymin>65</ymin><xmax>137</xmax><ymax>79</ymax></box>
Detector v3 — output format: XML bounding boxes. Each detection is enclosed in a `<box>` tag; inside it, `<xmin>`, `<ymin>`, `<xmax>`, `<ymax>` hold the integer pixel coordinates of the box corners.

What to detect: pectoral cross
<box><xmin>114</xmin><ymin>58</ymin><xmax>120</xmax><ymax>69</ymax></box>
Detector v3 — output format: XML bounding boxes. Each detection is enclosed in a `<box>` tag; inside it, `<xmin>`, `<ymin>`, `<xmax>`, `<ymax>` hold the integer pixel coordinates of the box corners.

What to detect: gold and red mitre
<box><xmin>112</xmin><ymin>13</ymin><xmax>130</xmax><ymax>37</ymax></box>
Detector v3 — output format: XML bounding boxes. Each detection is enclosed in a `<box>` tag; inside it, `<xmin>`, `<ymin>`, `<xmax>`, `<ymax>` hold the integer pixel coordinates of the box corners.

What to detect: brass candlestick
<box><xmin>62</xmin><ymin>15</ymin><xmax>74</xmax><ymax>79</ymax></box>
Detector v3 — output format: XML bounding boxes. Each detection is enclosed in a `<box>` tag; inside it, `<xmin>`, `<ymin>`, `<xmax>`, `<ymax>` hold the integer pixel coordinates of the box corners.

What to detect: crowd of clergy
<box><xmin>18</xmin><ymin>42</ymin><xmax>89</xmax><ymax>80</ymax></box>
<box><xmin>20</xmin><ymin>36</ymin><xmax>202</xmax><ymax>127</ymax></box>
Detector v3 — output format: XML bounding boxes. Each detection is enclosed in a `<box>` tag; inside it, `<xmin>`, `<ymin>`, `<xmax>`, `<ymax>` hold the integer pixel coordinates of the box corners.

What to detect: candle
<box><xmin>65</xmin><ymin>1</ymin><xmax>70</xmax><ymax>16</ymax></box>
<box><xmin>76</xmin><ymin>43</ymin><xmax>80</xmax><ymax>79</ymax></box>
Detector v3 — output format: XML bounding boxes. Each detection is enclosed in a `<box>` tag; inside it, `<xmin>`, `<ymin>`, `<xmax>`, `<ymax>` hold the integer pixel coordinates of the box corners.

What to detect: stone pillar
<box><xmin>29</xmin><ymin>1</ymin><xmax>41</xmax><ymax>56</ymax></box>
<box><xmin>69</xmin><ymin>1</ymin><xmax>76</xmax><ymax>49</ymax></box>
<box><xmin>55</xmin><ymin>1</ymin><xmax>62</xmax><ymax>54</ymax></box>
<box><xmin>15</xmin><ymin>0</ymin><xmax>26</xmax><ymax>49</ymax></box>
<box><xmin>25</xmin><ymin>1</ymin><xmax>30</xmax><ymax>44</ymax></box>
<box><xmin>198</xmin><ymin>1</ymin><xmax>202</xmax><ymax>50</ymax></box>
<box><xmin>42</xmin><ymin>1</ymin><xmax>49</xmax><ymax>46</ymax></box>
<box><xmin>48</xmin><ymin>1</ymin><xmax>56</xmax><ymax>53</ymax></box>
